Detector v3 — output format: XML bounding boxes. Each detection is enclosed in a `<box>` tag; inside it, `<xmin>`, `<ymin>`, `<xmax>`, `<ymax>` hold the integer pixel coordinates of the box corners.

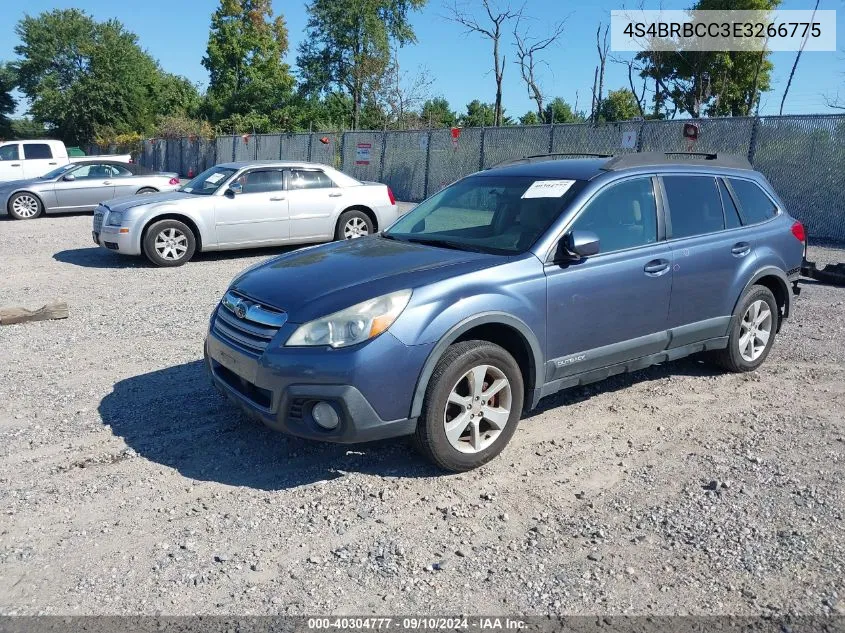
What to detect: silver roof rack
<box><xmin>489</xmin><ymin>153</ymin><xmax>613</xmax><ymax>169</ymax></box>
<box><xmin>601</xmin><ymin>152</ymin><xmax>752</xmax><ymax>171</ymax></box>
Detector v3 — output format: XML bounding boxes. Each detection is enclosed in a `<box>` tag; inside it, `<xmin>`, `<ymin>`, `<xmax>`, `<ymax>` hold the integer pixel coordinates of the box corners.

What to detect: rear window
<box><xmin>23</xmin><ymin>143</ymin><xmax>53</xmax><ymax>159</ymax></box>
<box><xmin>729</xmin><ymin>178</ymin><xmax>778</xmax><ymax>224</ymax></box>
<box><xmin>663</xmin><ymin>176</ymin><xmax>724</xmax><ymax>239</ymax></box>
<box><xmin>288</xmin><ymin>169</ymin><xmax>335</xmax><ymax>190</ymax></box>
<box><xmin>0</xmin><ymin>144</ymin><xmax>19</xmax><ymax>161</ymax></box>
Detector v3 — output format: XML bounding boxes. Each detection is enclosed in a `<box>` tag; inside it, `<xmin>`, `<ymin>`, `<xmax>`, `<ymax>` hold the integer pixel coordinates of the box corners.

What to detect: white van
<box><xmin>0</xmin><ymin>140</ymin><xmax>131</xmax><ymax>182</ymax></box>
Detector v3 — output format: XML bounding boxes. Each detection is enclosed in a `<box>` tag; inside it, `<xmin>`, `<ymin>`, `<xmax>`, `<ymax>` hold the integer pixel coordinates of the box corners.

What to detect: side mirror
<box><xmin>225</xmin><ymin>182</ymin><xmax>242</xmax><ymax>197</ymax></box>
<box><xmin>63</xmin><ymin>174</ymin><xmax>76</xmax><ymax>182</ymax></box>
<box><xmin>562</xmin><ymin>230</ymin><xmax>600</xmax><ymax>259</ymax></box>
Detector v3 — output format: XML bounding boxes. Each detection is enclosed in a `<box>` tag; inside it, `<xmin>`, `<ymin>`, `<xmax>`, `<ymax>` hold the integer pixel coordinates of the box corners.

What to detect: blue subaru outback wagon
<box><xmin>205</xmin><ymin>153</ymin><xmax>804</xmax><ymax>471</ymax></box>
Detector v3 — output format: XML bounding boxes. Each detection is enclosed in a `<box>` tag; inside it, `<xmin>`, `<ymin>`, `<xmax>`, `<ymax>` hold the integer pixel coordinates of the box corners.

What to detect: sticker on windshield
<box><xmin>206</xmin><ymin>173</ymin><xmax>225</xmax><ymax>184</ymax></box>
<box><xmin>521</xmin><ymin>179</ymin><xmax>576</xmax><ymax>198</ymax></box>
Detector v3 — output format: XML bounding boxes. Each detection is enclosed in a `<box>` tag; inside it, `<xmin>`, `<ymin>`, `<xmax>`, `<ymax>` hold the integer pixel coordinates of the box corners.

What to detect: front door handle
<box><xmin>328</xmin><ymin>192</ymin><xmax>343</xmax><ymax>198</ymax></box>
<box><xmin>731</xmin><ymin>242</ymin><xmax>752</xmax><ymax>256</ymax></box>
<box><xmin>270</xmin><ymin>196</ymin><xmax>286</xmax><ymax>201</ymax></box>
<box><xmin>10</xmin><ymin>163</ymin><xmax>20</xmax><ymax>167</ymax></box>
<box><xmin>644</xmin><ymin>259</ymin><xmax>671</xmax><ymax>276</ymax></box>
<box><xmin>102</xmin><ymin>181</ymin><xmax>112</xmax><ymax>185</ymax></box>
<box><xmin>48</xmin><ymin>162</ymin><xmax>57</xmax><ymax>165</ymax></box>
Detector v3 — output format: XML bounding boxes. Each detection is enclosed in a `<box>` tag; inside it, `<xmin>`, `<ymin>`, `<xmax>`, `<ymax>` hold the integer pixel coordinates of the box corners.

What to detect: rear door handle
<box><xmin>103</xmin><ymin>181</ymin><xmax>112</xmax><ymax>185</ymax></box>
<box><xmin>644</xmin><ymin>259</ymin><xmax>671</xmax><ymax>276</ymax></box>
<box><xmin>270</xmin><ymin>196</ymin><xmax>286</xmax><ymax>201</ymax></box>
<box><xmin>328</xmin><ymin>192</ymin><xmax>343</xmax><ymax>198</ymax></box>
<box><xmin>731</xmin><ymin>242</ymin><xmax>752</xmax><ymax>256</ymax></box>
<box><xmin>10</xmin><ymin>163</ymin><xmax>20</xmax><ymax>167</ymax></box>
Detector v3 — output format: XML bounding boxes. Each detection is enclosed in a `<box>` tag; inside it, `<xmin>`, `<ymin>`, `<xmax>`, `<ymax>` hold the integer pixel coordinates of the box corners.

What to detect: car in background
<box><xmin>91</xmin><ymin>161</ymin><xmax>400</xmax><ymax>267</ymax></box>
<box><xmin>204</xmin><ymin>153</ymin><xmax>804</xmax><ymax>471</ymax></box>
<box><xmin>0</xmin><ymin>139</ymin><xmax>132</xmax><ymax>182</ymax></box>
<box><xmin>0</xmin><ymin>161</ymin><xmax>181</xmax><ymax>220</ymax></box>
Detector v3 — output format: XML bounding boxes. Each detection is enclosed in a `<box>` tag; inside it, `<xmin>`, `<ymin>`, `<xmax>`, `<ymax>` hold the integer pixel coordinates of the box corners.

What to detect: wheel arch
<box><xmin>140</xmin><ymin>213</ymin><xmax>203</xmax><ymax>253</ymax></box>
<box><xmin>740</xmin><ymin>266</ymin><xmax>790</xmax><ymax>328</ymax></box>
<box><xmin>409</xmin><ymin>313</ymin><xmax>544</xmax><ymax>419</ymax></box>
<box><xmin>7</xmin><ymin>190</ymin><xmax>47</xmax><ymax>216</ymax></box>
<box><xmin>337</xmin><ymin>205</ymin><xmax>378</xmax><ymax>232</ymax></box>
<box><xmin>135</xmin><ymin>186</ymin><xmax>159</xmax><ymax>194</ymax></box>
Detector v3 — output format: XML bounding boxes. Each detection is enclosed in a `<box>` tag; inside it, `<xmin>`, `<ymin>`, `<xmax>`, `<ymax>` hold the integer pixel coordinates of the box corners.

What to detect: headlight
<box><xmin>286</xmin><ymin>289</ymin><xmax>412</xmax><ymax>348</ymax></box>
<box><xmin>106</xmin><ymin>211</ymin><xmax>123</xmax><ymax>226</ymax></box>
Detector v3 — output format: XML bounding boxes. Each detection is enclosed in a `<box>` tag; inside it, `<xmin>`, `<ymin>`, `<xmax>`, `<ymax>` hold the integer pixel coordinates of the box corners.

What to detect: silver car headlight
<box><xmin>285</xmin><ymin>289</ymin><xmax>412</xmax><ymax>348</ymax></box>
<box><xmin>106</xmin><ymin>211</ymin><xmax>123</xmax><ymax>226</ymax></box>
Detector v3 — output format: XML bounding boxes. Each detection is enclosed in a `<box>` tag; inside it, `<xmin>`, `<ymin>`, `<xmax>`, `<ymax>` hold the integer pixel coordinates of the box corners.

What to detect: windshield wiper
<box><xmin>404</xmin><ymin>237</ymin><xmax>487</xmax><ymax>253</ymax></box>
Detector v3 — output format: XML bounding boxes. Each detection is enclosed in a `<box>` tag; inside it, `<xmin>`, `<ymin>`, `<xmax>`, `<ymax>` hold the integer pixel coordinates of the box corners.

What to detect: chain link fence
<box><xmin>128</xmin><ymin>114</ymin><xmax>845</xmax><ymax>242</ymax></box>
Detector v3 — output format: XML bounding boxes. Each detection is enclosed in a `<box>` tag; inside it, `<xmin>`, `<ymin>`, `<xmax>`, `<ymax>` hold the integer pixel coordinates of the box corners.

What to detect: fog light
<box><xmin>312</xmin><ymin>401</ymin><xmax>339</xmax><ymax>429</ymax></box>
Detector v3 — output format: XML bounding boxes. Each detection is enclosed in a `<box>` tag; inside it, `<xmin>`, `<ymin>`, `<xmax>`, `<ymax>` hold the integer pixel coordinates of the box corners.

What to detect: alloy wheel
<box><xmin>443</xmin><ymin>364</ymin><xmax>512</xmax><ymax>454</ymax></box>
<box><xmin>12</xmin><ymin>195</ymin><xmax>39</xmax><ymax>218</ymax></box>
<box><xmin>343</xmin><ymin>217</ymin><xmax>369</xmax><ymax>239</ymax></box>
<box><xmin>154</xmin><ymin>228</ymin><xmax>188</xmax><ymax>261</ymax></box>
<box><xmin>739</xmin><ymin>299</ymin><xmax>772</xmax><ymax>362</ymax></box>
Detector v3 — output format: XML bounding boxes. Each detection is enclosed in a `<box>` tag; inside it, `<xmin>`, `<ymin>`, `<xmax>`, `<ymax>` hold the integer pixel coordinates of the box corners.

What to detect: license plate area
<box><xmin>207</xmin><ymin>334</ymin><xmax>259</xmax><ymax>385</ymax></box>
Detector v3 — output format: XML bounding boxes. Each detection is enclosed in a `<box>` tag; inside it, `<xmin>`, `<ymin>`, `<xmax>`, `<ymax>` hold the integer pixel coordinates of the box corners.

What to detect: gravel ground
<box><xmin>0</xmin><ymin>212</ymin><xmax>843</xmax><ymax>617</ymax></box>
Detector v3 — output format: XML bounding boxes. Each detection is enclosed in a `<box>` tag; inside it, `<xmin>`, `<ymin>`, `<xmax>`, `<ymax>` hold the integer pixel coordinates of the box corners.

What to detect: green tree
<box><xmin>10</xmin><ymin>118</ymin><xmax>46</xmax><ymax>139</ymax></box>
<box><xmin>519</xmin><ymin>111</ymin><xmax>540</xmax><ymax>125</ymax></box>
<box><xmin>297</xmin><ymin>0</ymin><xmax>426</xmax><ymax>130</ymax></box>
<box><xmin>460</xmin><ymin>100</ymin><xmax>496</xmax><ymax>127</ymax></box>
<box><xmin>544</xmin><ymin>97</ymin><xmax>583</xmax><ymax>123</ymax></box>
<box><xmin>13</xmin><ymin>9</ymin><xmax>190</xmax><ymax>144</ymax></box>
<box><xmin>0</xmin><ymin>63</ymin><xmax>16</xmax><ymax>139</ymax></box>
<box><xmin>203</xmin><ymin>0</ymin><xmax>295</xmax><ymax>123</ymax></box>
<box><xmin>597</xmin><ymin>89</ymin><xmax>641</xmax><ymax>122</ymax></box>
<box><xmin>154</xmin><ymin>73</ymin><xmax>202</xmax><ymax>118</ymax></box>
<box><xmin>637</xmin><ymin>0</ymin><xmax>780</xmax><ymax>117</ymax></box>
<box><xmin>420</xmin><ymin>97</ymin><xmax>457</xmax><ymax>128</ymax></box>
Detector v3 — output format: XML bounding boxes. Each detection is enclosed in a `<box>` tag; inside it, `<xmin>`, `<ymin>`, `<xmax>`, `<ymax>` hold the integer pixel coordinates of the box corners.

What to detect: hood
<box><xmin>230</xmin><ymin>236</ymin><xmax>501</xmax><ymax>322</ymax></box>
<box><xmin>104</xmin><ymin>190</ymin><xmax>197</xmax><ymax>212</ymax></box>
<box><xmin>0</xmin><ymin>178</ymin><xmax>43</xmax><ymax>190</ymax></box>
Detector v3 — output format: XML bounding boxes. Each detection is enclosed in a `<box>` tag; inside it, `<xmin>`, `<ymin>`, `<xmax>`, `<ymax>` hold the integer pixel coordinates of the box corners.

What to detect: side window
<box><xmin>109</xmin><ymin>165</ymin><xmax>133</xmax><ymax>177</ymax></box>
<box><xmin>728</xmin><ymin>178</ymin><xmax>778</xmax><ymax>225</ymax></box>
<box><xmin>663</xmin><ymin>176</ymin><xmax>724</xmax><ymax>239</ymax></box>
<box><xmin>288</xmin><ymin>169</ymin><xmax>335</xmax><ymax>190</ymax></box>
<box><xmin>0</xmin><ymin>145</ymin><xmax>19</xmax><ymax>161</ymax></box>
<box><xmin>718</xmin><ymin>179</ymin><xmax>742</xmax><ymax>229</ymax></box>
<box><xmin>73</xmin><ymin>164</ymin><xmax>112</xmax><ymax>179</ymax></box>
<box><xmin>239</xmin><ymin>170</ymin><xmax>285</xmax><ymax>194</ymax></box>
<box><xmin>569</xmin><ymin>177</ymin><xmax>658</xmax><ymax>254</ymax></box>
<box><xmin>23</xmin><ymin>143</ymin><xmax>53</xmax><ymax>159</ymax></box>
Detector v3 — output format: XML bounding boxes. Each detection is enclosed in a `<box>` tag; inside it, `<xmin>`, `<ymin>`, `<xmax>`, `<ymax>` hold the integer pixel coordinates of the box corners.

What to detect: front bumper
<box><xmin>204</xmin><ymin>311</ymin><xmax>432</xmax><ymax>443</ymax></box>
<box><xmin>92</xmin><ymin>225</ymin><xmax>141</xmax><ymax>254</ymax></box>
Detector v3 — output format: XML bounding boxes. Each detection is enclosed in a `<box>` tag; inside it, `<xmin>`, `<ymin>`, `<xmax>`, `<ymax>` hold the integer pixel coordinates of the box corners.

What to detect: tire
<box><xmin>136</xmin><ymin>187</ymin><xmax>158</xmax><ymax>195</ymax></box>
<box><xmin>8</xmin><ymin>192</ymin><xmax>43</xmax><ymax>220</ymax></box>
<box><xmin>711</xmin><ymin>285</ymin><xmax>778</xmax><ymax>373</ymax></box>
<box><xmin>142</xmin><ymin>219</ymin><xmax>196</xmax><ymax>267</ymax></box>
<box><xmin>414</xmin><ymin>340</ymin><xmax>524</xmax><ymax>472</ymax></box>
<box><xmin>335</xmin><ymin>209</ymin><xmax>373</xmax><ymax>240</ymax></box>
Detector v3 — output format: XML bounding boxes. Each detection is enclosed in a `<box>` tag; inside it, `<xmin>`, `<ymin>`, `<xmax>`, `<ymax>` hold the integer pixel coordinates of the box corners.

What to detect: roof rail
<box><xmin>601</xmin><ymin>152</ymin><xmax>752</xmax><ymax>171</ymax></box>
<box><xmin>489</xmin><ymin>152</ymin><xmax>613</xmax><ymax>169</ymax></box>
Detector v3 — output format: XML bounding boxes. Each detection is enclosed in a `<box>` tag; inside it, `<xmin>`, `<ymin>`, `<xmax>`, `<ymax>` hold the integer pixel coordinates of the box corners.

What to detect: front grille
<box><xmin>211</xmin><ymin>291</ymin><xmax>287</xmax><ymax>355</ymax></box>
<box><xmin>214</xmin><ymin>364</ymin><xmax>273</xmax><ymax>408</ymax></box>
<box><xmin>93</xmin><ymin>211</ymin><xmax>104</xmax><ymax>233</ymax></box>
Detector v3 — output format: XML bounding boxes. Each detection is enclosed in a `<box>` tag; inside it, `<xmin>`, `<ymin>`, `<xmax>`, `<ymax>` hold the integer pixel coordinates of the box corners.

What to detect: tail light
<box><xmin>791</xmin><ymin>221</ymin><xmax>805</xmax><ymax>242</ymax></box>
<box><xmin>386</xmin><ymin>186</ymin><xmax>396</xmax><ymax>205</ymax></box>
<box><xmin>169</xmin><ymin>177</ymin><xmax>180</xmax><ymax>185</ymax></box>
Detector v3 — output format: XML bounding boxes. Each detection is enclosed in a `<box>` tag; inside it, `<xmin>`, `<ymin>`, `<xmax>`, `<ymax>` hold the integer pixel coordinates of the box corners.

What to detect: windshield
<box><xmin>179</xmin><ymin>166</ymin><xmax>237</xmax><ymax>195</ymax></box>
<box><xmin>40</xmin><ymin>164</ymin><xmax>77</xmax><ymax>180</ymax></box>
<box><xmin>385</xmin><ymin>175</ymin><xmax>587</xmax><ymax>254</ymax></box>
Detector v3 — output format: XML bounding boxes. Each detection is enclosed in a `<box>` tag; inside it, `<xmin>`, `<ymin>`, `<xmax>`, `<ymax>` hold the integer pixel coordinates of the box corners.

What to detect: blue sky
<box><xmin>1</xmin><ymin>0</ymin><xmax>842</xmax><ymax>119</ymax></box>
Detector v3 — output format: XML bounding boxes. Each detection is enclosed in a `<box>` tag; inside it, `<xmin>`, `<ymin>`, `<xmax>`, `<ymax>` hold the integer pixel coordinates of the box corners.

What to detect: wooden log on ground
<box><xmin>0</xmin><ymin>302</ymin><xmax>69</xmax><ymax>325</ymax></box>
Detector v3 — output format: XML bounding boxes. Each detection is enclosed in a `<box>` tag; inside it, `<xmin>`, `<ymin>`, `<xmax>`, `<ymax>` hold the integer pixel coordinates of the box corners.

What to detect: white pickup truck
<box><xmin>0</xmin><ymin>140</ymin><xmax>132</xmax><ymax>182</ymax></box>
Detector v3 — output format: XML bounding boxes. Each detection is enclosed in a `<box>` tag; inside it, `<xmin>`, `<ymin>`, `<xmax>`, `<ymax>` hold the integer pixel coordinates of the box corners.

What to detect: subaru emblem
<box><xmin>234</xmin><ymin>301</ymin><xmax>247</xmax><ymax>319</ymax></box>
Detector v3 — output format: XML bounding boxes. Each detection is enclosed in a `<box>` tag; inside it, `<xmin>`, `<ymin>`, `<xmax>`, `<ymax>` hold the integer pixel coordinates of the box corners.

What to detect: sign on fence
<box><xmin>355</xmin><ymin>143</ymin><xmax>372</xmax><ymax>165</ymax></box>
<box><xmin>621</xmin><ymin>130</ymin><xmax>637</xmax><ymax>149</ymax></box>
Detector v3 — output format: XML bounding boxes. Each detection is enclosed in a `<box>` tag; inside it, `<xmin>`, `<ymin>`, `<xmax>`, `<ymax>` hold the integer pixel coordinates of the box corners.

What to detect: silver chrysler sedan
<box><xmin>0</xmin><ymin>161</ymin><xmax>181</xmax><ymax>220</ymax></box>
<box><xmin>92</xmin><ymin>161</ymin><xmax>401</xmax><ymax>267</ymax></box>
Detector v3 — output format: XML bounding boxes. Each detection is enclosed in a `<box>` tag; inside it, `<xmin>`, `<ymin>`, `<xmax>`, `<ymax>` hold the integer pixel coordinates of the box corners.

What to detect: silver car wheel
<box><xmin>154</xmin><ymin>228</ymin><xmax>188</xmax><ymax>261</ymax></box>
<box><xmin>738</xmin><ymin>299</ymin><xmax>772</xmax><ymax>362</ymax></box>
<box><xmin>12</xmin><ymin>194</ymin><xmax>39</xmax><ymax>218</ymax></box>
<box><xmin>343</xmin><ymin>217</ymin><xmax>369</xmax><ymax>239</ymax></box>
<box><xmin>444</xmin><ymin>364</ymin><xmax>512</xmax><ymax>454</ymax></box>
